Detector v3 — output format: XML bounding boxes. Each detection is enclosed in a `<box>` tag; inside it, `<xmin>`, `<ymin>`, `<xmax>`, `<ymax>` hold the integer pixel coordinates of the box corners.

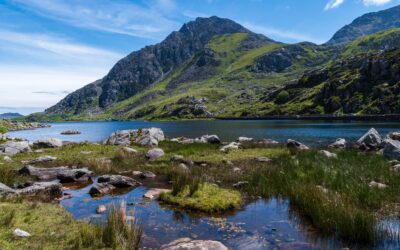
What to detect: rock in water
<box><xmin>319</xmin><ymin>150</ymin><xmax>337</xmax><ymax>159</ymax></box>
<box><xmin>146</xmin><ymin>148</ymin><xmax>165</xmax><ymax>160</ymax></box>
<box><xmin>287</xmin><ymin>139</ymin><xmax>310</xmax><ymax>153</ymax></box>
<box><xmin>97</xmin><ymin>175</ymin><xmax>141</xmax><ymax>188</ymax></box>
<box><xmin>0</xmin><ymin>141</ymin><xmax>31</xmax><ymax>155</ymax></box>
<box><xmin>33</xmin><ymin>138</ymin><xmax>63</xmax><ymax>148</ymax></box>
<box><xmin>328</xmin><ymin>138</ymin><xmax>346</xmax><ymax>149</ymax></box>
<box><xmin>143</xmin><ymin>188</ymin><xmax>171</xmax><ymax>199</ymax></box>
<box><xmin>14</xmin><ymin>228</ymin><xmax>31</xmax><ymax>237</ymax></box>
<box><xmin>89</xmin><ymin>183</ymin><xmax>116</xmax><ymax>195</ymax></box>
<box><xmin>61</xmin><ymin>130</ymin><xmax>81</xmax><ymax>135</ymax></box>
<box><xmin>383</xmin><ymin>139</ymin><xmax>400</xmax><ymax>160</ymax></box>
<box><xmin>96</xmin><ymin>205</ymin><xmax>107</xmax><ymax>214</ymax></box>
<box><xmin>356</xmin><ymin>128</ymin><xmax>382</xmax><ymax>150</ymax></box>
<box><xmin>161</xmin><ymin>238</ymin><xmax>228</xmax><ymax>250</ymax></box>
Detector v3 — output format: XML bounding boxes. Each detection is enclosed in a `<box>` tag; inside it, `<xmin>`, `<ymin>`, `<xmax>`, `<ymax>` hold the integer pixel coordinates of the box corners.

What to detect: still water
<box><xmin>9</xmin><ymin>120</ymin><xmax>400</xmax><ymax>146</ymax></box>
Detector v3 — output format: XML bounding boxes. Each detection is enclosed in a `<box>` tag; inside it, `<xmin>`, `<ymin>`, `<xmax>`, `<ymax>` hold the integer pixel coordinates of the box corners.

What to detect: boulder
<box><xmin>33</xmin><ymin>138</ymin><xmax>63</xmax><ymax>148</ymax></box>
<box><xmin>89</xmin><ymin>183</ymin><xmax>116</xmax><ymax>195</ymax></box>
<box><xmin>286</xmin><ymin>139</ymin><xmax>310</xmax><ymax>153</ymax></box>
<box><xmin>328</xmin><ymin>138</ymin><xmax>346</xmax><ymax>149</ymax></box>
<box><xmin>195</xmin><ymin>135</ymin><xmax>221</xmax><ymax>144</ymax></box>
<box><xmin>318</xmin><ymin>150</ymin><xmax>337</xmax><ymax>159</ymax></box>
<box><xmin>177</xmin><ymin>163</ymin><xmax>189</xmax><ymax>172</ymax></box>
<box><xmin>96</xmin><ymin>205</ymin><xmax>107</xmax><ymax>214</ymax></box>
<box><xmin>104</xmin><ymin>130</ymin><xmax>133</xmax><ymax>146</ymax></box>
<box><xmin>0</xmin><ymin>182</ymin><xmax>16</xmax><ymax>197</ymax></box>
<box><xmin>383</xmin><ymin>139</ymin><xmax>400</xmax><ymax>161</ymax></box>
<box><xmin>255</xmin><ymin>156</ymin><xmax>272</xmax><ymax>162</ymax></box>
<box><xmin>368</xmin><ymin>181</ymin><xmax>388</xmax><ymax>189</ymax></box>
<box><xmin>356</xmin><ymin>128</ymin><xmax>382</xmax><ymax>150</ymax></box>
<box><xmin>146</xmin><ymin>148</ymin><xmax>165</xmax><ymax>160</ymax></box>
<box><xmin>392</xmin><ymin>164</ymin><xmax>400</xmax><ymax>172</ymax></box>
<box><xmin>61</xmin><ymin>130</ymin><xmax>81</xmax><ymax>135</ymax></box>
<box><xmin>0</xmin><ymin>141</ymin><xmax>31</xmax><ymax>155</ymax></box>
<box><xmin>19</xmin><ymin>166</ymin><xmax>70</xmax><ymax>180</ymax></box>
<box><xmin>16</xmin><ymin>182</ymin><xmax>62</xmax><ymax>197</ymax></box>
<box><xmin>161</xmin><ymin>238</ymin><xmax>228</xmax><ymax>250</ymax></box>
<box><xmin>57</xmin><ymin>168</ymin><xmax>93</xmax><ymax>183</ymax></box>
<box><xmin>386</xmin><ymin>131</ymin><xmax>400</xmax><ymax>141</ymax></box>
<box><xmin>258</xmin><ymin>139</ymin><xmax>279</xmax><ymax>146</ymax></box>
<box><xmin>238</xmin><ymin>137</ymin><xmax>254</xmax><ymax>142</ymax></box>
<box><xmin>14</xmin><ymin>228</ymin><xmax>31</xmax><ymax>238</ymax></box>
<box><xmin>3</xmin><ymin>156</ymin><xmax>12</xmax><ymax>162</ymax></box>
<box><xmin>139</xmin><ymin>171</ymin><xmax>156</xmax><ymax>179</ymax></box>
<box><xmin>104</xmin><ymin>128</ymin><xmax>165</xmax><ymax>147</ymax></box>
<box><xmin>136</xmin><ymin>127</ymin><xmax>165</xmax><ymax>146</ymax></box>
<box><xmin>233</xmin><ymin>181</ymin><xmax>249</xmax><ymax>188</ymax></box>
<box><xmin>97</xmin><ymin>175</ymin><xmax>141</xmax><ymax>188</ymax></box>
<box><xmin>122</xmin><ymin>147</ymin><xmax>137</xmax><ymax>154</ymax></box>
<box><xmin>24</xmin><ymin>155</ymin><xmax>57</xmax><ymax>164</ymax></box>
<box><xmin>220</xmin><ymin>142</ymin><xmax>241</xmax><ymax>152</ymax></box>
<box><xmin>143</xmin><ymin>188</ymin><xmax>170</xmax><ymax>199</ymax></box>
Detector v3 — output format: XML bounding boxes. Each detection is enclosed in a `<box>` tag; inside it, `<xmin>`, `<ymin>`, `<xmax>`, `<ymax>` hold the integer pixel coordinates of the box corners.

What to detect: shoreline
<box><xmin>216</xmin><ymin>114</ymin><xmax>400</xmax><ymax>121</ymax></box>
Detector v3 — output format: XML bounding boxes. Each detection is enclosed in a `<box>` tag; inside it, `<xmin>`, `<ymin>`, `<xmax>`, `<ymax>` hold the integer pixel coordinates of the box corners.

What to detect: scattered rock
<box><xmin>356</xmin><ymin>128</ymin><xmax>382</xmax><ymax>150</ymax></box>
<box><xmin>170</xmin><ymin>155</ymin><xmax>184</xmax><ymax>162</ymax></box>
<box><xmin>177</xmin><ymin>163</ymin><xmax>189</xmax><ymax>172</ymax></box>
<box><xmin>24</xmin><ymin>155</ymin><xmax>57</xmax><ymax>164</ymax></box>
<box><xmin>328</xmin><ymin>138</ymin><xmax>346</xmax><ymax>149</ymax></box>
<box><xmin>96</xmin><ymin>205</ymin><xmax>107</xmax><ymax>214</ymax></box>
<box><xmin>97</xmin><ymin>175</ymin><xmax>141</xmax><ymax>188</ymax></box>
<box><xmin>316</xmin><ymin>185</ymin><xmax>328</xmax><ymax>193</ymax></box>
<box><xmin>369</xmin><ymin>181</ymin><xmax>388</xmax><ymax>189</ymax></box>
<box><xmin>0</xmin><ymin>182</ymin><xmax>16</xmax><ymax>197</ymax></box>
<box><xmin>122</xmin><ymin>147</ymin><xmax>137</xmax><ymax>154</ymax></box>
<box><xmin>233</xmin><ymin>181</ymin><xmax>249</xmax><ymax>188</ymax></box>
<box><xmin>195</xmin><ymin>135</ymin><xmax>221</xmax><ymax>144</ymax></box>
<box><xmin>14</xmin><ymin>228</ymin><xmax>31</xmax><ymax>238</ymax></box>
<box><xmin>146</xmin><ymin>148</ymin><xmax>165</xmax><ymax>160</ymax></box>
<box><xmin>3</xmin><ymin>156</ymin><xmax>12</xmax><ymax>162</ymax></box>
<box><xmin>33</xmin><ymin>138</ymin><xmax>63</xmax><ymax>148</ymax></box>
<box><xmin>143</xmin><ymin>188</ymin><xmax>171</xmax><ymax>199</ymax></box>
<box><xmin>160</xmin><ymin>238</ymin><xmax>228</xmax><ymax>250</ymax></box>
<box><xmin>318</xmin><ymin>150</ymin><xmax>337</xmax><ymax>159</ymax></box>
<box><xmin>392</xmin><ymin>164</ymin><xmax>400</xmax><ymax>172</ymax></box>
<box><xmin>383</xmin><ymin>139</ymin><xmax>400</xmax><ymax>160</ymax></box>
<box><xmin>386</xmin><ymin>131</ymin><xmax>400</xmax><ymax>141</ymax></box>
<box><xmin>258</xmin><ymin>139</ymin><xmax>279</xmax><ymax>146</ymax></box>
<box><xmin>16</xmin><ymin>182</ymin><xmax>62</xmax><ymax>198</ymax></box>
<box><xmin>220</xmin><ymin>142</ymin><xmax>241</xmax><ymax>152</ymax></box>
<box><xmin>233</xmin><ymin>167</ymin><xmax>241</xmax><ymax>173</ymax></box>
<box><xmin>89</xmin><ymin>183</ymin><xmax>116</xmax><ymax>195</ymax></box>
<box><xmin>104</xmin><ymin>128</ymin><xmax>165</xmax><ymax>146</ymax></box>
<box><xmin>61</xmin><ymin>130</ymin><xmax>81</xmax><ymax>135</ymax></box>
<box><xmin>139</xmin><ymin>171</ymin><xmax>156</xmax><ymax>179</ymax></box>
<box><xmin>19</xmin><ymin>165</ymin><xmax>69</xmax><ymax>180</ymax></box>
<box><xmin>287</xmin><ymin>139</ymin><xmax>310</xmax><ymax>153</ymax></box>
<box><xmin>255</xmin><ymin>156</ymin><xmax>272</xmax><ymax>162</ymax></box>
<box><xmin>57</xmin><ymin>168</ymin><xmax>93</xmax><ymax>183</ymax></box>
<box><xmin>237</xmin><ymin>137</ymin><xmax>254</xmax><ymax>142</ymax></box>
<box><xmin>0</xmin><ymin>141</ymin><xmax>31</xmax><ymax>155</ymax></box>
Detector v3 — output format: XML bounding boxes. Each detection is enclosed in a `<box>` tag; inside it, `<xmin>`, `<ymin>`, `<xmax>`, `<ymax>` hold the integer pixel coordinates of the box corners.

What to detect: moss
<box><xmin>160</xmin><ymin>183</ymin><xmax>241</xmax><ymax>213</ymax></box>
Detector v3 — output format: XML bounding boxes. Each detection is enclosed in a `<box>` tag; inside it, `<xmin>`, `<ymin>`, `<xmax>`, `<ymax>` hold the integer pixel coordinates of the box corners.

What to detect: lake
<box><xmin>9</xmin><ymin>120</ymin><xmax>400</xmax><ymax>146</ymax></box>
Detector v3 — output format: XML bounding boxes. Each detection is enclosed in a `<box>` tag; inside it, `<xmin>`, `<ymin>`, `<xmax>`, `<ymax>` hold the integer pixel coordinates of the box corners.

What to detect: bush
<box><xmin>275</xmin><ymin>90</ymin><xmax>289</xmax><ymax>104</ymax></box>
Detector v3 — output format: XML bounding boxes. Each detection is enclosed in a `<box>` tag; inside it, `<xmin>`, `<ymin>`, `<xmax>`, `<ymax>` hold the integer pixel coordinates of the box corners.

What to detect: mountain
<box><xmin>29</xmin><ymin>5</ymin><xmax>400</xmax><ymax>121</ymax></box>
<box><xmin>0</xmin><ymin>113</ymin><xmax>23</xmax><ymax>119</ymax></box>
<box><xmin>327</xmin><ymin>5</ymin><xmax>400</xmax><ymax>45</ymax></box>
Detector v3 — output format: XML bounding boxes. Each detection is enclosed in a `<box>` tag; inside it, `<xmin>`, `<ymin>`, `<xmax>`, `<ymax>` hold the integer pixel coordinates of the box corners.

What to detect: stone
<box><xmin>136</xmin><ymin>127</ymin><xmax>165</xmax><ymax>146</ymax></box>
<box><xmin>19</xmin><ymin>165</ymin><xmax>70</xmax><ymax>180</ymax></box>
<box><xmin>57</xmin><ymin>168</ymin><xmax>93</xmax><ymax>183</ymax></box>
<box><xmin>122</xmin><ymin>147</ymin><xmax>137</xmax><ymax>154</ymax></box>
<box><xmin>356</xmin><ymin>128</ymin><xmax>382</xmax><ymax>150</ymax></box>
<box><xmin>24</xmin><ymin>155</ymin><xmax>57</xmax><ymax>164</ymax></box>
<box><xmin>96</xmin><ymin>205</ymin><xmax>107</xmax><ymax>214</ymax></box>
<box><xmin>143</xmin><ymin>188</ymin><xmax>171</xmax><ymax>199</ymax></box>
<box><xmin>392</xmin><ymin>164</ymin><xmax>400</xmax><ymax>172</ymax></box>
<box><xmin>14</xmin><ymin>228</ymin><xmax>31</xmax><ymax>238</ymax></box>
<box><xmin>195</xmin><ymin>135</ymin><xmax>221</xmax><ymax>144</ymax></box>
<box><xmin>161</xmin><ymin>238</ymin><xmax>228</xmax><ymax>250</ymax></box>
<box><xmin>318</xmin><ymin>150</ymin><xmax>337</xmax><ymax>159</ymax></box>
<box><xmin>316</xmin><ymin>185</ymin><xmax>328</xmax><ymax>193</ymax></box>
<box><xmin>61</xmin><ymin>130</ymin><xmax>81</xmax><ymax>135</ymax></box>
<box><xmin>104</xmin><ymin>130</ymin><xmax>132</xmax><ymax>146</ymax></box>
<box><xmin>255</xmin><ymin>156</ymin><xmax>272</xmax><ymax>162</ymax></box>
<box><xmin>0</xmin><ymin>182</ymin><xmax>16</xmax><ymax>197</ymax></box>
<box><xmin>16</xmin><ymin>182</ymin><xmax>62</xmax><ymax>198</ymax></box>
<box><xmin>178</xmin><ymin>163</ymin><xmax>189</xmax><ymax>172</ymax></box>
<box><xmin>383</xmin><ymin>139</ymin><xmax>400</xmax><ymax>161</ymax></box>
<box><xmin>104</xmin><ymin>128</ymin><xmax>165</xmax><ymax>147</ymax></box>
<box><xmin>89</xmin><ymin>183</ymin><xmax>116</xmax><ymax>195</ymax></box>
<box><xmin>238</xmin><ymin>137</ymin><xmax>254</xmax><ymax>142</ymax></box>
<box><xmin>287</xmin><ymin>139</ymin><xmax>309</xmax><ymax>153</ymax></box>
<box><xmin>139</xmin><ymin>171</ymin><xmax>156</xmax><ymax>179</ymax></box>
<box><xmin>328</xmin><ymin>138</ymin><xmax>346</xmax><ymax>149</ymax></box>
<box><xmin>258</xmin><ymin>139</ymin><xmax>279</xmax><ymax>146</ymax></box>
<box><xmin>220</xmin><ymin>142</ymin><xmax>241</xmax><ymax>152</ymax></box>
<box><xmin>0</xmin><ymin>141</ymin><xmax>31</xmax><ymax>155</ymax></box>
<box><xmin>146</xmin><ymin>148</ymin><xmax>165</xmax><ymax>160</ymax></box>
<box><xmin>97</xmin><ymin>175</ymin><xmax>141</xmax><ymax>188</ymax></box>
<box><xmin>386</xmin><ymin>131</ymin><xmax>400</xmax><ymax>141</ymax></box>
<box><xmin>3</xmin><ymin>156</ymin><xmax>12</xmax><ymax>162</ymax></box>
<box><xmin>170</xmin><ymin>155</ymin><xmax>184</xmax><ymax>162</ymax></box>
<box><xmin>369</xmin><ymin>181</ymin><xmax>388</xmax><ymax>189</ymax></box>
<box><xmin>33</xmin><ymin>138</ymin><xmax>63</xmax><ymax>148</ymax></box>
<box><xmin>233</xmin><ymin>167</ymin><xmax>241</xmax><ymax>173</ymax></box>
<box><xmin>233</xmin><ymin>181</ymin><xmax>249</xmax><ymax>188</ymax></box>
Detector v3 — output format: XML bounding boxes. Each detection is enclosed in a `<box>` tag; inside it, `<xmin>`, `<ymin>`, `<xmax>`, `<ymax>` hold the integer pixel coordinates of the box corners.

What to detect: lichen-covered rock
<box><xmin>146</xmin><ymin>148</ymin><xmax>165</xmax><ymax>160</ymax></box>
<box><xmin>97</xmin><ymin>175</ymin><xmax>141</xmax><ymax>188</ymax></box>
<box><xmin>161</xmin><ymin>238</ymin><xmax>228</xmax><ymax>250</ymax></box>
<box><xmin>33</xmin><ymin>138</ymin><xmax>63</xmax><ymax>148</ymax></box>
<box><xmin>104</xmin><ymin>128</ymin><xmax>165</xmax><ymax>146</ymax></box>
<box><xmin>356</xmin><ymin>128</ymin><xmax>382</xmax><ymax>150</ymax></box>
<box><xmin>0</xmin><ymin>141</ymin><xmax>31</xmax><ymax>155</ymax></box>
<box><xmin>286</xmin><ymin>139</ymin><xmax>310</xmax><ymax>153</ymax></box>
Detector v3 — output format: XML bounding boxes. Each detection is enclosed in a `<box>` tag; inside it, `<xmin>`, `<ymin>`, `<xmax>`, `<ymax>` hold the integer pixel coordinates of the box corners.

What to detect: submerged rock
<box><xmin>146</xmin><ymin>148</ymin><xmax>165</xmax><ymax>160</ymax></box>
<box><xmin>383</xmin><ymin>139</ymin><xmax>400</xmax><ymax>160</ymax></box>
<box><xmin>328</xmin><ymin>138</ymin><xmax>346</xmax><ymax>149</ymax></box>
<box><xmin>356</xmin><ymin>128</ymin><xmax>382</xmax><ymax>150</ymax></box>
<box><xmin>0</xmin><ymin>141</ymin><xmax>31</xmax><ymax>155</ymax></box>
<box><xmin>161</xmin><ymin>238</ymin><xmax>228</xmax><ymax>250</ymax></box>
<box><xmin>33</xmin><ymin>138</ymin><xmax>63</xmax><ymax>148</ymax></box>
<box><xmin>97</xmin><ymin>175</ymin><xmax>141</xmax><ymax>188</ymax></box>
<box><xmin>286</xmin><ymin>139</ymin><xmax>309</xmax><ymax>153</ymax></box>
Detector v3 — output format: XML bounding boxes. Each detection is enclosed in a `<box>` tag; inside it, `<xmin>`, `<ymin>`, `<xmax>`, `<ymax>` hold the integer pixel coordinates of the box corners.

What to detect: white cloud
<box><xmin>242</xmin><ymin>22</ymin><xmax>325</xmax><ymax>44</ymax></box>
<box><xmin>10</xmin><ymin>0</ymin><xmax>180</xmax><ymax>40</ymax></box>
<box><xmin>324</xmin><ymin>0</ymin><xmax>345</xmax><ymax>10</ymax></box>
<box><xmin>362</xmin><ymin>0</ymin><xmax>392</xmax><ymax>6</ymax></box>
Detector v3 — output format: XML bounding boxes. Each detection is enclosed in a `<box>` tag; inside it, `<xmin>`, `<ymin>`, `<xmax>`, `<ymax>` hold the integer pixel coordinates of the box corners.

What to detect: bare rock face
<box><xmin>356</xmin><ymin>128</ymin><xmax>382</xmax><ymax>150</ymax></box>
<box><xmin>104</xmin><ymin>128</ymin><xmax>165</xmax><ymax>147</ymax></box>
<box><xmin>161</xmin><ymin>238</ymin><xmax>228</xmax><ymax>250</ymax></box>
<box><xmin>0</xmin><ymin>141</ymin><xmax>31</xmax><ymax>155</ymax></box>
<box><xmin>33</xmin><ymin>138</ymin><xmax>63</xmax><ymax>148</ymax></box>
<box><xmin>328</xmin><ymin>138</ymin><xmax>346</xmax><ymax>149</ymax></box>
<box><xmin>287</xmin><ymin>139</ymin><xmax>310</xmax><ymax>153</ymax></box>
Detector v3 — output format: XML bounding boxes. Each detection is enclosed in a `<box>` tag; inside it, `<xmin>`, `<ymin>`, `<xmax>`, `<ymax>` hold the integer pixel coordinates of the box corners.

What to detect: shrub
<box><xmin>275</xmin><ymin>90</ymin><xmax>289</xmax><ymax>104</ymax></box>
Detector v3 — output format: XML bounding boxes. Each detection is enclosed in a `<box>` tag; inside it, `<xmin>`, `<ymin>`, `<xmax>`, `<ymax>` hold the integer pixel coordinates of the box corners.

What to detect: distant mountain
<box><xmin>327</xmin><ymin>5</ymin><xmax>400</xmax><ymax>45</ymax></box>
<box><xmin>28</xmin><ymin>5</ymin><xmax>400</xmax><ymax>121</ymax></box>
<box><xmin>0</xmin><ymin>113</ymin><xmax>23</xmax><ymax>119</ymax></box>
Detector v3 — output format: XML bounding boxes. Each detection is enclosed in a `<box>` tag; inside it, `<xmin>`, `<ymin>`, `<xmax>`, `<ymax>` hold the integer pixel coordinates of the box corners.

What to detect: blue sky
<box><xmin>0</xmin><ymin>0</ymin><xmax>399</xmax><ymax>114</ymax></box>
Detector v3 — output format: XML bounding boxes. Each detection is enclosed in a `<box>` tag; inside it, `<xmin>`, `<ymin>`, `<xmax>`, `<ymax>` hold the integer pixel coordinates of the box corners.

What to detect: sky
<box><xmin>0</xmin><ymin>0</ymin><xmax>399</xmax><ymax>115</ymax></box>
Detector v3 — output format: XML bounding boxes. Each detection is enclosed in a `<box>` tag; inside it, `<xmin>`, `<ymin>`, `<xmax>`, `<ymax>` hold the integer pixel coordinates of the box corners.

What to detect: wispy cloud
<box><xmin>324</xmin><ymin>0</ymin><xmax>344</xmax><ymax>10</ymax></box>
<box><xmin>362</xmin><ymin>0</ymin><xmax>392</xmax><ymax>6</ymax></box>
<box><xmin>10</xmin><ymin>0</ymin><xmax>180</xmax><ymax>40</ymax></box>
<box><xmin>32</xmin><ymin>90</ymin><xmax>70</xmax><ymax>95</ymax></box>
<box><xmin>242</xmin><ymin>22</ymin><xmax>325</xmax><ymax>44</ymax></box>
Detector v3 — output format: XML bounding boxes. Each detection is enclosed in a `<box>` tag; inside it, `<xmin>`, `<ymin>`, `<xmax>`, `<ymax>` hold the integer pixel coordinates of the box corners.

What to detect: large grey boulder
<box><xmin>33</xmin><ymin>138</ymin><xmax>63</xmax><ymax>148</ymax></box>
<box><xmin>16</xmin><ymin>182</ymin><xmax>62</xmax><ymax>198</ymax></box>
<box><xmin>24</xmin><ymin>155</ymin><xmax>57</xmax><ymax>164</ymax></box>
<box><xmin>0</xmin><ymin>182</ymin><xmax>16</xmax><ymax>197</ymax></box>
<box><xmin>195</xmin><ymin>135</ymin><xmax>221</xmax><ymax>144</ymax></box>
<box><xmin>287</xmin><ymin>139</ymin><xmax>310</xmax><ymax>153</ymax></box>
<box><xmin>386</xmin><ymin>131</ymin><xmax>400</xmax><ymax>141</ymax></box>
<box><xmin>89</xmin><ymin>183</ymin><xmax>116</xmax><ymax>195</ymax></box>
<box><xmin>220</xmin><ymin>142</ymin><xmax>241</xmax><ymax>152</ymax></box>
<box><xmin>0</xmin><ymin>141</ymin><xmax>31</xmax><ymax>155</ymax></box>
<box><xmin>146</xmin><ymin>148</ymin><xmax>165</xmax><ymax>160</ymax></box>
<box><xmin>161</xmin><ymin>238</ymin><xmax>228</xmax><ymax>250</ymax></box>
<box><xmin>356</xmin><ymin>128</ymin><xmax>382</xmax><ymax>150</ymax></box>
<box><xmin>328</xmin><ymin>138</ymin><xmax>346</xmax><ymax>149</ymax></box>
<box><xmin>19</xmin><ymin>165</ymin><xmax>69</xmax><ymax>180</ymax></box>
<box><xmin>57</xmin><ymin>168</ymin><xmax>93</xmax><ymax>183</ymax></box>
<box><xmin>97</xmin><ymin>175</ymin><xmax>141</xmax><ymax>188</ymax></box>
<box><xmin>104</xmin><ymin>128</ymin><xmax>165</xmax><ymax>147</ymax></box>
<box><xmin>383</xmin><ymin>139</ymin><xmax>400</xmax><ymax>161</ymax></box>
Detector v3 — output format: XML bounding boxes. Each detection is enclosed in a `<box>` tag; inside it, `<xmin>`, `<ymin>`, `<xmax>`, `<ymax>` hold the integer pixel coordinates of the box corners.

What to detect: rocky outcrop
<box><xmin>33</xmin><ymin>138</ymin><xmax>63</xmax><ymax>148</ymax></box>
<box><xmin>104</xmin><ymin>128</ymin><xmax>165</xmax><ymax>146</ymax></box>
<box><xmin>19</xmin><ymin>166</ymin><xmax>92</xmax><ymax>182</ymax></box>
<box><xmin>0</xmin><ymin>120</ymin><xmax>50</xmax><ymax>131</ymax></box>
<box><xmin>356</xmin><ymin>128</ymin><xmax>382</xmax><ymax>150</ymax></box>
<box><xmin>161</xmin><ymin>238</ymin><xmax>228</xmax><ymax>250</ymax></box>
<box><xmin>0</xmin><ymin>141</ymin><xmax>31</xmax><ymax>155</ymax></box>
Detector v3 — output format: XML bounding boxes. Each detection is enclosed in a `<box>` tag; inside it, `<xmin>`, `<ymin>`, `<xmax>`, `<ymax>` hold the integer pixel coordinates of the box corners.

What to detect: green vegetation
<box><xmin>160</xmin><ymin>182</ymin><xmax>241</xmax><ymax>213</ymax></box>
